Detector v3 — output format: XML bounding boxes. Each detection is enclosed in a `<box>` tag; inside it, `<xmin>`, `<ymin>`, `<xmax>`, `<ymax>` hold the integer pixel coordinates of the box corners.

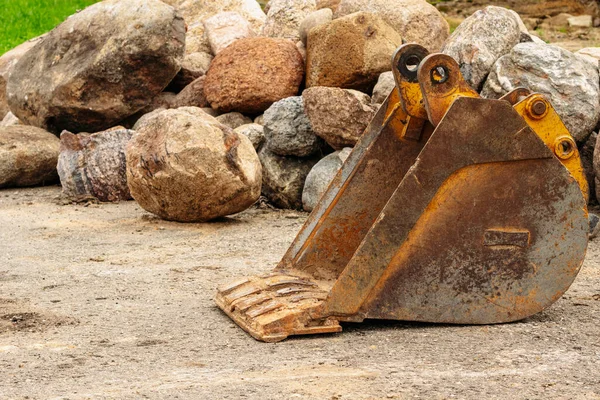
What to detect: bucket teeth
<box><xmin>215</xmin><ymin>274</ymin><xmax>341</xmax><ymax>342</ymax></box>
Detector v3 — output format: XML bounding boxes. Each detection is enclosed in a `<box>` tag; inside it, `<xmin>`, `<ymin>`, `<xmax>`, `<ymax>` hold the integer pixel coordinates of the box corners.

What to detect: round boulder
<box><xmin>263</xmin><ymin>96</ymin><xmax>325</xmax><ymax>157</ymax></box>
<box><xmin>481</xmin><ymin>42</ymin><xmax>600</xmax><ymax>143</ymax></box>
<box><xmin>7</xmin><ymin>0</ymin><xmax>186</xmax><ymax>134</ymax></box>
<box><xmin>0</xmin><ymin>125</ymin><xmax>60</xmax><ymax>188</ymax></box>
<box><xmin>126</xmin><ymin>107</ymin><xmax>262</xmax><ymax>222</ymax></box>
<box><xmin>204</xmin><ymin>37</ymin><xmax>305</xmax><ymax>114</ymax></box>
<box><xmin>335</xmin><ymin>0</ymin><xmax>449</xmax><ymax>52</ymax></box>
<box><xmin>306</xmin><ymin>12</ymin><xmax>402</xmax><ymax>90</ymax></box>
<box><xmin>303</xmin><ymin>87</ymin><xmax>376</xmax><ymax>149</ymax></box>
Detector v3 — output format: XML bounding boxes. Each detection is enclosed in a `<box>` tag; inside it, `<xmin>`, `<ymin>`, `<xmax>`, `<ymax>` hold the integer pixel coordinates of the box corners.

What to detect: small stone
<box><xmin>126</xmin><ymin>107</ymin><xmax>262</xmax><ymax>222</ymax></box>
<box><xmin>204</xmin><ymin>37</ymin><xmax>304</xmax><ymax>114</ymax></box>
<box><xmin>568</xmin><ymin>15</ymin><xmax>593</xmax><ymax>28</ymax></box>
<box><xmin>589</xmin><ymin>213</ymin><xmax>600</xmax><ymax>238</ymax></box>
<box><xmin>6</xmin><ymin>0</ymin><xmax>185</xmax><ymax>134</ymax></box>
<box><xmin>0</xmin><ymin>112</ymin><xmax>21</xmax><ymax>127</ymax></box>
<box><xmin>299</xmin><ymin>8</ymin><xmax>333</xmax><ymax>44</ymax></box>
<box><xmin>371</xmin><ymin>71</ymin><xmax>395</xmax><ymax>105</ymax></box>
<box><xmin>263</xmin><ymin>96</ymin><xmax>325</xmax><ymax>157</ymax></box>
<box><xmin>57</xmin><ymin>127</ymin><xmax>134</xmax><ymax>202</ymax></box>
<box><xmin>172</xmin><ymin>76</ymin><xmax>210</xmax><ymax>109</ymax></box>
<box><xmin>216</xmin><ymin>112</ymin><xmax>253</xmax><ymax>129</ymax></box>
<box><xmin>303</xmin><ymin>87</ymin><xmax>376</xmax><ymax>149</ymax></box>
<box><xmin>261</xmin><ymin>0</ymin><xmax>317</xmax><ymax>41</ymax></box>
<box><xmin>302</xmin><ymin>148</ymin><xmax>351</xmax><ymax>211</ymax></box>
<box><xmin>168</xmin><ymin>52</ymin><xmax>213</xmax><ymax>92</ymax></box>
<box><xmin>442</xmin><ymin>6</ymin><xmax>525</xmax><ymax>90</ymax></box>
<box><xmin>0</xmin><ymin>125</ymin><xmax>59</xmax><ymax>188</ymax></box>
<box><xmin>335</xmin><ymin>0</ymin><xmax>449</xmax><ymax>52</ymax></box>
<box><xmin>317</xmin><ymin>0</ymin><xmax>341</xmax><ymax>11</ymax></box>
<box><xmin>306</xmin><ymin>12</ymin><xmax>402</xmax><ymax>91</ymax></box>
<box><xmin>254</xmin><ymin>114</ymin><xmax>265</xmax><ymax>125</ymax></box>
<box><xmin>259</xmin><ymin>147</ymin><xmax>319</xmax><ymax>209</ymax></box>
<box><xmin>234</xmin><ymin>123</ymin><xmax>265</xmax><ymax>150</ymax></box>
<box><xmin>204</xmin><ymin>12</ymin><xmax>256</xmax><ymax>55</ymax></box>
<box><xmin>482</xmin><ymin>42</ymin><xmax>600</xmax><ymax>143</ymax></box>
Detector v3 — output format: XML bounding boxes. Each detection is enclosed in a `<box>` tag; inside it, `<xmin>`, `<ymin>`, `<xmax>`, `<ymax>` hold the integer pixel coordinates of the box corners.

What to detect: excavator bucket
<box><xmin>215</xmin><ymin>44</ymin><xmax>589</xmax><ymax>342</ymax></box>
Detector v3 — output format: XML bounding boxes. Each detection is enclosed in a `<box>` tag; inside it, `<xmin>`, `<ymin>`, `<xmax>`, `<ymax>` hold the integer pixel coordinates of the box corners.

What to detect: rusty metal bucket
<box><xmin>215</xmin><ymin>44</ymin><xmax>589</xmax><ymax>342</ymax></box>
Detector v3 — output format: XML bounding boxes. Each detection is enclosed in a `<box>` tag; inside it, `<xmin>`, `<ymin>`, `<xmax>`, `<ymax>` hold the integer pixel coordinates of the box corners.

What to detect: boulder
<box><xmin>303</xmin><ymin>87</ymin><xmax>376</xmax><ymax>149</ymax></box>
<box><xmin>0</xmin><ymin>36</ymin><xmax>44</xmax><ymax>120</ymax></box>
<box><xmin>0</xmin><ymin>125</ymin><xmax>59</xmax><ymax>188</ymax></box>
<box><xmin>204</xmin><ymin>38</ymin><xmax>304</xmax><ymax>114</ymax></box>
<box><xmin>172</xmin><ymin>76</ymin><xmax>210</xmax><ymax>109</ymax></box>
<box><xmin>335</xmin><ymin>0</ymin><xmax>449</xmax><ymax>52</ymax></box>
<box><xmin>482</xmin><ymin>42</ymin><xmax>600</xmax><ymax>143</ymax></box>
<box><xmin>234</xmin><ymin>123</ymin><xmax>266</xmax><ymax>150</ymax></box>
<box><xmin>262</xmin><ymin>0</ymin><xmax>317</xmax><ymax>41</ymax></box>
<box><xmin>168</xmin><ymin>52</ymin><xmax>213</xmax><ymax>92</ymax></box>
<box><xmin>302</xmin><ymin>147</ymin><xmax>351</xmax><ymax>211</ymax></box>
<box><xmin>204</xmin><ymin>12</ymin><xmax>256</xmax><ymax>55</ymax></box>
<box><xmin>6</xmin><ymin>0</ymin><xmax>185</xmax><ymax>135</ymax></box>
<box><xmin>0</xmin><ymin>112</ymin><xmax>21</xmax><ymax>128</ymax></box>
<box><xmin>171</xmin><ymin>0</ymin><xmax>266</xmax><ymax>54</ymax></box>
<box><xmin>216</xmin><ymin>112</ymin><xmax>253</xmax><ymax>129</ymax></box>
<box><xmin>580</xmin><ymin>132</ymin><xmax>597</xmax><ymax>203</ymax></box>
<box><xmin>259</xmin><ymin>147</ymin><xmax>319</xmax><ymax>209</ymax></box>
<box><xmin>442</xmin><ymin>6</ymin><xmax>525</xmax><ymax>90</ymax></box>
<box><xmin>306</xmin><ymin>12</ymin><xmax>402</xmax><ymax>91</ymax></box>
<box><xmin>299</xmin><ymin>8</ymin><xmax>333</xmax><ymax>44</ymax></box>
<box><xmin>57</xmin><ymin>128</ymin><xmax>133</xmax><ymax>202</ymax></box>
<box><xmin>263</xmin><ymin>96</ymin><xmax>325</xmax><ymax>157</ymax></box>
<box><xmin>371</xmin><ymin>71</ymin><xmax>395</xmax><ymax>105</ymax></box>
<box><xmin>126</xmin><ymin>107</ymin><xmax>262</xmax><ymax>222</ymax></box>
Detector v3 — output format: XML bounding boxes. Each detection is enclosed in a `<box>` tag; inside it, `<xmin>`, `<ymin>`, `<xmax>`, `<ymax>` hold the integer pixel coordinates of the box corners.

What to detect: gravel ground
<box><xmin>0</xmin><ymin>186</ymin><xmax>599</xmax><ymax>399</ymax></box>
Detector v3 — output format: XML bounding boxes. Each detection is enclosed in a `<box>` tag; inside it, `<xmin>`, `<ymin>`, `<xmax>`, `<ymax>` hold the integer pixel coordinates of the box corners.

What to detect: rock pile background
<box><xmin>1</xmin><ymin>0</ymin><xmax>600</xmax><ymax>222</ymax></box>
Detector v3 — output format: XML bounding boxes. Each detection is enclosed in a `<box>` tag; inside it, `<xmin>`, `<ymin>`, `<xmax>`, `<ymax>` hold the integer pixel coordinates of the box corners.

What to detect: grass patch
<box><xmin>0</xmin><ymin>0</ymin><xmax>99</xmax><ymax>55</ymax></box>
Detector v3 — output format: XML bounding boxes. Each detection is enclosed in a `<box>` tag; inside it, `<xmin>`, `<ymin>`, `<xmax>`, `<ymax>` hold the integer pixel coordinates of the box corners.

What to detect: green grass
<box><xmin>0</xmin><ymin>0</ymin><xmax>99</xmax><ymax>55</ymax></box>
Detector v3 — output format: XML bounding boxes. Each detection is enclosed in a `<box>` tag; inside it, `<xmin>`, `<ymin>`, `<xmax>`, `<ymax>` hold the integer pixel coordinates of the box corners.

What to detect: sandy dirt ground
<box><xmin>0</xmin><ymin>186</ymin><xmax>599</xmax><ymax>399</ymax></box>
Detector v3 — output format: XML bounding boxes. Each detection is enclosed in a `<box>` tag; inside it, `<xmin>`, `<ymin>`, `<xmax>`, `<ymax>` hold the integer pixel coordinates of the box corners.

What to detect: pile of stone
<box><xmin>1</xmin><ymin>0</ymin><xmax>600</xmax><ymax>222</ymax></box>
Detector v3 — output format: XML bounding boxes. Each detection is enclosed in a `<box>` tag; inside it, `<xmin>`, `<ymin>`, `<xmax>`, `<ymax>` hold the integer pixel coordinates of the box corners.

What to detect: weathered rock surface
<box><xmin>172</xmin><ymin>76</ymin><xmax>210</xmax><ymax>109</ymax></box>
<box><xmin>216</xmin><ymin>112</ymin><xmax>253</xmax><ymax>129</ymax></box>
<box><xmin>205</xmin><ymin>38</ymin><xmax>304</xmax><ymax>114</ymax></box>
<box><xmin>262</xmin><ymin>0</ymin><xmax>317</xmax><ymax>41</ymax></box>
<box><xmin>0</xmin><ymin>125</ymin><xmax>59</xmax><ymax>188</ymax></box>
<box><xmin>234</xmin><ymin>123</ymin><xmax>265</xmax><ymax>150</ymax></box>
<box><xmin>263</xmin><ymin>97</ymin><xmax>325</xmax><ymax>157</ymax></box>
<box><xmin>317</xmin><ymin>0</ymin><xmax>341</xmax><ymax>11</ymax></box>
<box><xmin>0</xmin><ymin>36</ymin><xmax>44</xmax><ymax>120</ymax></box>
<box><xmin>482</xmin><ymin>42</ymin><xmax>600</xmax><ymax>143</ymax></box>
<box><xmin>299</xmin><ymin>8</ymin><xmax>333</xmax><ymax>44</ymax></box>
<box><xmin>204</xmin><ymin>12</ymin><xmax>255</xmax><ymax>55</ymax></box>
<box><xmin>171</xmin><ymin>0</ymin><xmax>266</xmax><ymax>54</ymax></box>
<box><xmin>259</xmin><ymin>147</ymin><xmax>319</xmax><ymax>209</ymax></box>
<box><xmin>303</xmin><ymin>87</ymin><xmax>376</xmax><ymax>149</ymax></box>
<box><xmin>569</xmin><ymin>14</ymin><xmax>593</xmax><ymax>27</ymax></box>
<box><xmin>168</xmin><ymin>52</ymin><xmax>213</xmax><ymax>92</ymax></box>
<box><xmin>126</xmin><ymin>107</ymin><xmax>262</xmax><ymax>222</ymax></box>
<box><xmin>302</xmin><ymin>147</ymin><xmax>351</xmax><ymax>211</ymax></box>
<box><xmin>576</xmin><ymin>47</ymin><xmax>600</xmax><ymax>67</ymax></box>
<box><xmin>6</xmin><ymin>0</ymin><xmax>185</xmax><ymax>135</ymax></box>
<box><xmin>371</xmin><ymin>71</ymin><xmax>395</xmax><ymax>105</ymax></box>
<box><xmin>442</xmin><ymin>6</ymin><xmax>525</xmax><ymax>90</ymax></box>
<box><xmin>335</xmin><ymin>0</ymin><xmax>449</xmax><ymax>52</ymax></box>
<box><xmin>0</xmin><ymin>112</ymin><xmax>21</xmax><ymax>127</ymax></box>
<box><xmin>57</xmin><ymin>128</ymin><xmax>133</xmax><ymax>202</ymax></box>
<box><xmin>306</xmin><ymin>12</ymin><xmax>402</xmax><ymax>90</ymax></box>
<box><xmin>580</xmin><ymin>132</ymin><xmax>596</xmax><ymax>203</ymax></box>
